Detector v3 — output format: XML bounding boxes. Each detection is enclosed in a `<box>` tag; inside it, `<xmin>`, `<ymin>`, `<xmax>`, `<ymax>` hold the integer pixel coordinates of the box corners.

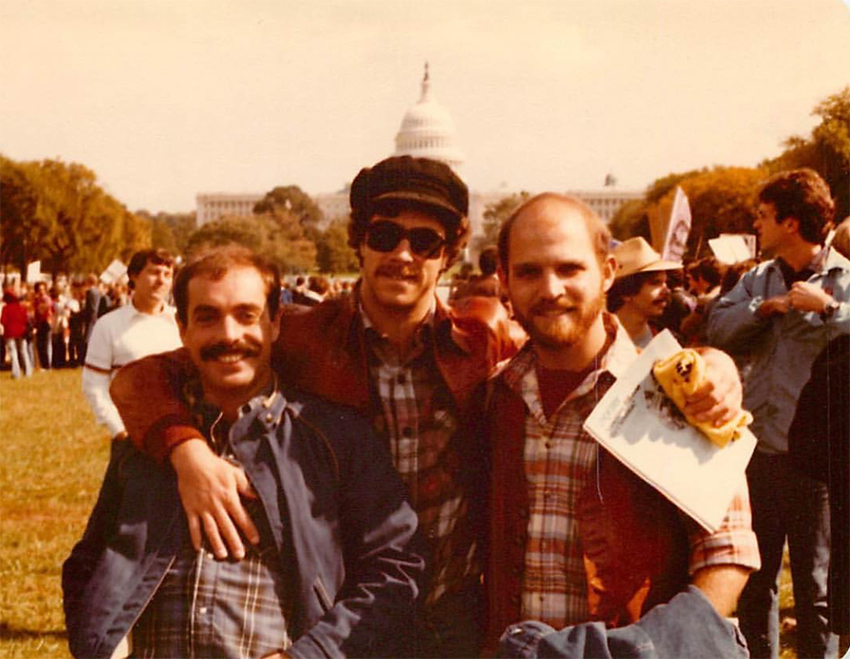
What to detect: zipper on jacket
<box><xmin>108</xmin><ymin>553</ymin><xmax>177</xmax><ymax>659</ymax></box>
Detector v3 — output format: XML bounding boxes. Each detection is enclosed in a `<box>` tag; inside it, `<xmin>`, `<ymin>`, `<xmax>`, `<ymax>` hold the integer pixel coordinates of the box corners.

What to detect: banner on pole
<box><xmin>661</xmin><ymin>187</ymin><xmax>692</xmax><ymax>262</ymax></box>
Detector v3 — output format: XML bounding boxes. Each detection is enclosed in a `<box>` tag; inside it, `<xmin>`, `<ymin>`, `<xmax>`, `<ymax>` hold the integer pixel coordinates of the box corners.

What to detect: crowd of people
<box><xmin>6</xmin><ymin>155</ymin><xmax>848</xmax><ymax>658</ymax></box>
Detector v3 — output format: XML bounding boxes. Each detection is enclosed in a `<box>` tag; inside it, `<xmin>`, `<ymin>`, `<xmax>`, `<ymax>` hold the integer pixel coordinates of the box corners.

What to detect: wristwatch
<box><xmin>821</xmin><ymin>299</ymin><xmax>840</xmax><ymax>320</ymax></box>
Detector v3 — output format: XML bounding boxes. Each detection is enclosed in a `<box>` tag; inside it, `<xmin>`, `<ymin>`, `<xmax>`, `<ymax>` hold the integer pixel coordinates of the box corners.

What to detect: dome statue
<box><xmin>394</xmin><ymin>63</ymin><xmax>465</xmax><ymax>170</ymax></box>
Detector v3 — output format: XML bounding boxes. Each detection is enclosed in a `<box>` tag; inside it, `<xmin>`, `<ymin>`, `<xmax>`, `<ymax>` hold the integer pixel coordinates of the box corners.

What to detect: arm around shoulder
<box><xmin>109</xmin><ymin>347</ymin><xmax>200</xmax><ymax>461</ymax></box>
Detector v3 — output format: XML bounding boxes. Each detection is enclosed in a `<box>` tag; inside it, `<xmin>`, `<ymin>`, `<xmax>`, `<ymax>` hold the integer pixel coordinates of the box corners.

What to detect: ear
<box><xmin>782</xmin><ymin>216</ymin><xmax>800</xmax><ymax>236</ymax></box>
<box><xmin>269</xmin><ymin>307</ymin><xmax>282</xmax><ymax>344</ymax></box>
<box><xmin>601</xmin><ymin>255</ymin><xmax>617</xmax><ymax>293</ymax></box>
<box><xmin>497</xmin><ymin>264</ymin><xmax>509</xmax><ymax>290</ymax></box>
<box><xmin>178</xmin><ymin>320</ymin><xmax>188</xmax><ymax>346</ymax></box>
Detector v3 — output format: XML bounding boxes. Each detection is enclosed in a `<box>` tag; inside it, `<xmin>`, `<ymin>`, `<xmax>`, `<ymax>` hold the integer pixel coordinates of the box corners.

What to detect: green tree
<box><xmin>609</xmin><ymin>198</ymin><xmax>651</xmax><ymax>242</ymax></box>
<box><xmin>254</xmin><ymin>185</ymin><xmax>324</xmax><ymax>233</ymax></box>
<box><xmin>0</xmin><ymin>155</ymin><xmax>151</xmax><ymax>276</ymax></box>
<box><xmin>315</xmin><ymin>218</ymin><xmax>359</xmax><ymax>274</ymax></box>
<box><xmin>474</xmin><ymin>192</ymin><xmax>530</xmax><ymax>252</ymax></box>
<box><xmin>186</xmin><ymin>209</ymin><xmax>316</xmax><ymax>274</ymax></box>
<box><xmin>765</xmin><ymin>86</ymin><xmax>850</xmax><ymax>220</ymax></box>
<box><xmin>0</xmin><ymin>156</ymin><xmax>40</xmax><ymax>274</ymax></box>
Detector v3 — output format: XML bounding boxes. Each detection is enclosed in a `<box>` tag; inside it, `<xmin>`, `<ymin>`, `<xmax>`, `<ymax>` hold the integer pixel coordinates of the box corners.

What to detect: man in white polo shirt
<box><xmin>82</xmin><ymin>249</ymin><xmax>181</xmax><ymax>453</ymax></box>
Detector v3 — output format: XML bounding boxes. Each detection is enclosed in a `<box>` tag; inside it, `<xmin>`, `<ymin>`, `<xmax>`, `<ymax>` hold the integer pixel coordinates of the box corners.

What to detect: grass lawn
<box><xmin>1</xmin><ymin>368</ymin><xmax>110</xmax><ymax>659</ymax></box>
<box><xmin>0</xmin><ymin>367</ymin><xmax>802</xmax><ymax>658</ymax></box>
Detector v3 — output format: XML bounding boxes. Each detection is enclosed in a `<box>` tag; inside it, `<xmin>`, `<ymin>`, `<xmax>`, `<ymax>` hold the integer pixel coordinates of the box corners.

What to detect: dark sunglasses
<box><xmin>365</xmin><ymin>221</ymin><xmax>446</xmax><ymax>259</ymax></box>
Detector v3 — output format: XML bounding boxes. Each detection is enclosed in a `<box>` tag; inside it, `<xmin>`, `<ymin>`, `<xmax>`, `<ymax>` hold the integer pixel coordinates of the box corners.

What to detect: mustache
<box><xmin>375</xmin><ymin>263</ymin><xmax>421</xmax><ymax>279</ymax></box>
<box><xmin>199</xmin><ymin>340</ymin><xmax>261</xmax><ymax>361</ymax></box>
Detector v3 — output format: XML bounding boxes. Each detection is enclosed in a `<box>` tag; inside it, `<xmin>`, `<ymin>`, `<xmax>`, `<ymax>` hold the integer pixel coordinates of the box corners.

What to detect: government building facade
<box><xmin>196</xmin><ymin>66</ymin><xmax>641</xmax><ymax>256</ymax></box>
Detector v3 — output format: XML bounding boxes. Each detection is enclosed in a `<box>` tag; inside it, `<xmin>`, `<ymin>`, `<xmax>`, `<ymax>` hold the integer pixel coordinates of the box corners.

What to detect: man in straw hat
<box><xmin>607</xmin><ymin>237</ymin><xmax>682</xmax><ymax>348</ymax></box>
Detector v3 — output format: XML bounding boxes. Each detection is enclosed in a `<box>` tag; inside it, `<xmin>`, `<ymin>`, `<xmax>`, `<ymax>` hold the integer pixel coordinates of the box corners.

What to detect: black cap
<box><xmin>350</xmin><ymin>155</ymin><xmax>468</xmax><ymax>220</ymax></box>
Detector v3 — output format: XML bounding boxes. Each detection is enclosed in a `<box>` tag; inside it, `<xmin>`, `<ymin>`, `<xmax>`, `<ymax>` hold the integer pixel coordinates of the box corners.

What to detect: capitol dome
<box><xmin>394</xmin><ymin>64</ymin><xmax>465</xmax><ymax>170</ymax></box>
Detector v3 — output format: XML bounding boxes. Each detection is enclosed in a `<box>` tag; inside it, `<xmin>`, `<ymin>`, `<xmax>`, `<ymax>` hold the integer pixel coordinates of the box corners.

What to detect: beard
<box><xmin>514</xmin><ymin>289</ymin><xmax>605</xmax><ymax>351</ymax></box>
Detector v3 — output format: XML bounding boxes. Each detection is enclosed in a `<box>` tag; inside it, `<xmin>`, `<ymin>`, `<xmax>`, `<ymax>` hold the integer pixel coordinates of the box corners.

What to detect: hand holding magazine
<box><xmin>583</xmin><ymin>330</ymin><xmax>756</xmax><ymax>532</ymax></box>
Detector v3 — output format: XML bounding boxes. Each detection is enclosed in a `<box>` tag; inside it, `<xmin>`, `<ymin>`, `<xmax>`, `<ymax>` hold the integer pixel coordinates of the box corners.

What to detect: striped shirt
<box><xmin>362</xmin><ymin>307</ymin><xmax>477</xmax><ymax>606</ymax></box>
<box><xmin>132</xmin><ymin>383</ymin><xmax>293</xmax><ymax>658</ymax></box>
<box><xmin>502</xmin><ymin>314</ymin><xmax>760</xmax><ymax>628</ymax></box>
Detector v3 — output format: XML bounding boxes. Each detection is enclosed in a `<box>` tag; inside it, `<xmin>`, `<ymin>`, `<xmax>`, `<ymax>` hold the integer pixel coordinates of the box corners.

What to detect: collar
<box><xmin>354</xmin><ymin>282</ymin><xmax>469</xmax><ymax>359</ymax></box>
<box><xmin>128</xmin><ymin>300</ymin><xmax>174</xmax><ymax>319</ymax></box>
<box><xmin>502</xmin><ymin>313</ymin><xmax>637</xmax><ymax>421</ymax></box>
<box><xmin>184</xmin><ymin>374</ymin><xmax>284</xmax><ymax>452</ymax></box>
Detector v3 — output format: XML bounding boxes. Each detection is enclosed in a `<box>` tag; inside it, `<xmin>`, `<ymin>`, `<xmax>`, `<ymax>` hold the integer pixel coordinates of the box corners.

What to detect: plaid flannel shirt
<box><xmin>132</xmin><ymin>381</ymin><xmax>293</xmax><ymax>659</ymax></box>
<box><xmin>362</xmin><ymin>307</ymin><xmax>478</xmax><ymax>606</ymax></box>
<box><xmin>502</xmin><ymin>314</ymin><xmax>760</xmax><ymax>629</ymax></box>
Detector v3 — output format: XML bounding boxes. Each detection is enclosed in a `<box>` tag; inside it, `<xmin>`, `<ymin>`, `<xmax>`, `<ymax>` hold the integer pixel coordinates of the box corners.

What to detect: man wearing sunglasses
<box><xmin>109</xmin><ymin>155</ymin><xmax>520</xmax><ymax>657</ymax></box>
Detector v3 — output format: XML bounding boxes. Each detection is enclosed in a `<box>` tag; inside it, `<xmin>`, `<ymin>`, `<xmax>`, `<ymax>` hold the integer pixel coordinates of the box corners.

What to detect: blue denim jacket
<box><xmin>706</xmin><ymin>248</ymin><xmax>850</xmax><ymax>454</ymax></box>
<box><xmin>497</xmin><ymin>586</ymin><xmax>748</xmax><ymax>659</ymax></box>
<box><xmin>62</xmin><ymin>386</ymin><xmax>425</xmax><ymax>659</ymax></box>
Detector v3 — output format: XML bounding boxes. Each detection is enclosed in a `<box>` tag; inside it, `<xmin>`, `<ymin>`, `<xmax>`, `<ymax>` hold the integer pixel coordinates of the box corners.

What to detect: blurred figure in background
<box><xmin>708</xmin><ymin>169</ymin><xmax>847</xmax><ymax>659</ymax></box>
<box><xmin>1</xmin><ymin>288</ymin><xmax>33</xmax><ymax>379</ymax></box>
<box><xmin>82</xmin><ymin>249</ymin><xmax>180</xmax><ymax>456</ymax></box>
<box><xmin>607</xmin><ymin>237</ymin><xmax>681</xmax><ymax>348</ymax></box>
<box><xmin>33</xmin><ymin>281</ymin><xmax>54</xmax><ymax>370</ymax></box>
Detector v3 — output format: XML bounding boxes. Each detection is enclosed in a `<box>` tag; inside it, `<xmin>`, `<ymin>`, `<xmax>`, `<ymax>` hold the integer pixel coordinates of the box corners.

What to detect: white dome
<box><xmin>394</xmin><ymin>64</ymin><xmax>465</xmax><ymax>170</ymax></box>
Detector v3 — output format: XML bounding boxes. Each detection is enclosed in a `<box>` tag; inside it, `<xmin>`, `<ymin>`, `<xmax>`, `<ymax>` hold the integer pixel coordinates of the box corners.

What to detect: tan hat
<box><xmin>613</xmin><ymin>237</ymin><xmax>682</xmax><ymax>279</ymax></box>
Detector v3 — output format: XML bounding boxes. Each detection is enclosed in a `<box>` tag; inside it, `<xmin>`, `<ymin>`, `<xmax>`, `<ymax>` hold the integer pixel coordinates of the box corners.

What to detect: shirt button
<box><xmin>397</xmin><ymin>373</ymin><xmax>407</xmax><ymax>384</ymax></box>
<box><xmin>545</xmin><ymin>442</ymin><xmax>553</xmax><ymax>450</ymax></box>
<box><xmin>199</xmin><ymin>606</ymin><xmax>208</xmax><ymax>615</ymax></box>
<box><xmin>402</xmin><ymin>427</ymin><xmax>413</xmax><ymax>438</ymax></box>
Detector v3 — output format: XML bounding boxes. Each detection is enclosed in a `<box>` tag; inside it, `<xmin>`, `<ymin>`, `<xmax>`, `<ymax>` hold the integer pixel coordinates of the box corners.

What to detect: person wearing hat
<box><xmin>108</xmin><ymin>155</ymin><xmax>521</xmax><ymax>657</ymax></box>
<box><xmin>607</xmin><ymin>237</ymin><xmax>682</xmax><ymax>348</ymax></box>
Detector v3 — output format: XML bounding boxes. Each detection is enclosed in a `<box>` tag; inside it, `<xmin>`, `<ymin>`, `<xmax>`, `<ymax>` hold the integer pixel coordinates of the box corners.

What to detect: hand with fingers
<box><xmin>169</xmin><ymin>438</ymin><xmax>260</xmax><ymax>559</ymax></box>
<box><xmin>756</xmin><ymin>295</ymin><xmax>789</xmax><ymax>318</ymax></box>
<box><xmin>683</xmin><ymin>347</ymin><xmax>743</xmax><ymax>428</ymax></box>
<box><xmin>787</xmin><ymin>281</ymin><xmax>833</xmax><ymax>314</ymax></box>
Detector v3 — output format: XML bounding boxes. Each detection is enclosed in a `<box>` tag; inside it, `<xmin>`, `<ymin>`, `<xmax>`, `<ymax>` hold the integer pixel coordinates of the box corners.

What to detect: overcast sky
<box><xmin>1</xmin><ymin>0</ymin><xmax>848</xmax><ymax>213</ymax></box>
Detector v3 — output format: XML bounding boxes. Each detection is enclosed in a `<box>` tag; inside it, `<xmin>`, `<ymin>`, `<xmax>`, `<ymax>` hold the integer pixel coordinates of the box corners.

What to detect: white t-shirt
<box><xmin>82</xmin><ymin>302</ymin><xmax>182</xmax><ymax>437</ymax></box>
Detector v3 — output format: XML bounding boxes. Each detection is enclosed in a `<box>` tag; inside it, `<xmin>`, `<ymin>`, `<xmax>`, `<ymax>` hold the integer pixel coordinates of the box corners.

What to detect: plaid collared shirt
<box><xmin>361</xmin><ymin>306</ymin><xmax>477</xmax><ymax>606</ymax></box>
<box><xmin>132</xmin><ymin>383</ymin><xmax>293</xmax><ymax>659</ymax></box>
<box><xmin>501</xmin><ymin>314</ymin><xmax>760</xmax><ymax>628</ymax></box>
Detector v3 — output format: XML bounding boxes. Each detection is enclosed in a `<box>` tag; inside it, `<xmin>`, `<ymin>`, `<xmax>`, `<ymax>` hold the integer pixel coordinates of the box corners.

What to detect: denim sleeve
<box><xmin>706</xmin><ymin>269</ymin><xmax>770</xmax><ymax>351</ymax></box>
<box><xmin>497</xmin><ymin>586</ymin><xmax>748</xmax><ymax>659</ymax></box>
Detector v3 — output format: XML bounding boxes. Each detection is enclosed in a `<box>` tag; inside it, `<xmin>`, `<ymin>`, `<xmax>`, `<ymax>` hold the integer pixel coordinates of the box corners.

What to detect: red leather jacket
<box><xmin>482</xmin><ymin>370</ymin><xmax>689</xmax><ymax>651</ymax></box>
<box><xmin>111</xmin><ymin>293</ymin><xmax>521</xmax><ymax>460</ymax></box>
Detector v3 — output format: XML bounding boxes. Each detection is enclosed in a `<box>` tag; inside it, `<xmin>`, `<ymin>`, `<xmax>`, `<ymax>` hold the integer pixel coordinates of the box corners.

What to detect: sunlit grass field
<box><xmin>0</xmin><ymin>367</ymin><xmax>800</xmax><ymax>658</ymax></box>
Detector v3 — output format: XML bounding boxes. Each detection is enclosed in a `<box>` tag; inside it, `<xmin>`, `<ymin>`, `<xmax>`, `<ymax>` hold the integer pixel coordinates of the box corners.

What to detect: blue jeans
<box><xmin>5</xmin><ymin>337</ymin><xmax>32</xmax><ymax>378</ymax></box>
<box><xmin>738</xmin><ymin>451</ymin><xmax>838</xmax><ymax>658</ymax></box>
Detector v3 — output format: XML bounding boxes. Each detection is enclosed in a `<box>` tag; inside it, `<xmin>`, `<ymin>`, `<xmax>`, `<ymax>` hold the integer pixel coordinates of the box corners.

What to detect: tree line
<box><xmin>0</xmin><ymin>158</ymin><xmax>359</xmax><ymax>277</ymax></box>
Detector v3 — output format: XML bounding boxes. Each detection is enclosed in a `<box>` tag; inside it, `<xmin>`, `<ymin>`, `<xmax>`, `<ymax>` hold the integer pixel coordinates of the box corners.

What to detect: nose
<box><xmin>389</xmin><ymin>238</ymin><xmax>415</xmax><ymax>261</ymax></box>
<box><xmin>539</xmin><ymin>270</ymin><xmax>564</xmax><ymax>299</ymax></box>
<box><xmin>218</xmin><ymin>314</ymin><xmax>242</xmax><ymax>342</ymax></box>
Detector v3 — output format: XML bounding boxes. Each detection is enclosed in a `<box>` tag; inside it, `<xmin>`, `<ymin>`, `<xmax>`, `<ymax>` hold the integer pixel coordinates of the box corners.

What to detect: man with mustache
<box><xmin>109</xmin><ymin>158</ymin><xmax>743</xmax><ymax>656</ymax></box>
<box><xmin>484</xmin><ymin>193</ymin><xmax>760</xmax><ymax>654</ymax></box>
<box><xmin>606</xmin><ymin>237</ymin><xmax>681</xmax><ymax>348</ymax></box>
<box><xmin>64</xmin><ymin>246</ymin><xmax>424</xmax><ymax>658</ymax></box>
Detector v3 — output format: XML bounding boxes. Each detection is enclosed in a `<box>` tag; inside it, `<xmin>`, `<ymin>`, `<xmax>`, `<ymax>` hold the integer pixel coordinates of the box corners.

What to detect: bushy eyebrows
<box><xmin>190</xmin><ymin>302</ymin><xmax>264</xmax><ymax>317</ymax></box>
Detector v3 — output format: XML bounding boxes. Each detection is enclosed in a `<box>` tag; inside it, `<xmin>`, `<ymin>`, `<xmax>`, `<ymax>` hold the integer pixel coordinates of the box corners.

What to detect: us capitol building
<box><xmin>196</xmin><ymin>65</ymin><xmax>641</xmax><ymax>253</ymax></box>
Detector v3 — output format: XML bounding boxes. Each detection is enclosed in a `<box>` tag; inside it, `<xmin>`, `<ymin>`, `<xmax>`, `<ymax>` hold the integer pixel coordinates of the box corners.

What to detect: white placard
<box><xmin>583</xmin><ymin>330</ymin><xmax>756</xmax><ymax>532</ymax></box>
<box><xmin>709</xmin><ymin>234</ymin><xmax>756</xmax><ymax>264</ymax></box>
<box><xmin>25</xmin><ymin>261</ymin><xmax>41</xmax><ymax>284</ymax></box>
<box><xmin>100</xmin><ymin>259</ymin><xmax>127</xmax><ymax>285</ymax></box>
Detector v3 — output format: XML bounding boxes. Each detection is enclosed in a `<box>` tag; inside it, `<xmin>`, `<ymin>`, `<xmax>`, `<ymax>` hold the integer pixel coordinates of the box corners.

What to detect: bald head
<box><xmin>497</xmin><ymin>193</ymin><xmax>611</xmax><ymax>273</ymax></box>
